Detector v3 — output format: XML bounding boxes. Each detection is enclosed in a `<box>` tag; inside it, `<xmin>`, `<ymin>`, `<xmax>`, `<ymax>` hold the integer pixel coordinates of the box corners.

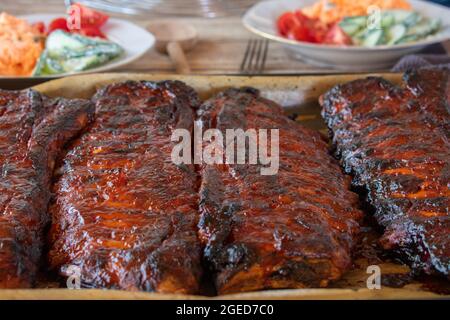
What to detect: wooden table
<box><xmin>2</xmin><ymin>0</ymin><xmax>450</xmax><ymax>75</ymax></box>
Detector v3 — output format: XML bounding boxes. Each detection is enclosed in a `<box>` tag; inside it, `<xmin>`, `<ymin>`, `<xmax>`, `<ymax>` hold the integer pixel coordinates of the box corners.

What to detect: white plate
<box><xmin>242</xmin><ymin>0</ymin><xmax>450</xmax><ymax>70</ymax></box>
<box><xmin>1</xmin><ymin>14</ymin><xmax>155</xmax><ymax>78</ymax></box>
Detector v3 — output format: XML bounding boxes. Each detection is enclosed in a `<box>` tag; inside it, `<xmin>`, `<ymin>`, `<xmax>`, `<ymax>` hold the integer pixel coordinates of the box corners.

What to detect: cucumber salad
<box><xmin>33</xmin><ymin>30</ymin><xmax>123</xmax><ymax>76</ymax></box>
<box><xmin>339</xmin><ymin>10</ymin><xmax>441</xmax><ymax>47</ymax></box>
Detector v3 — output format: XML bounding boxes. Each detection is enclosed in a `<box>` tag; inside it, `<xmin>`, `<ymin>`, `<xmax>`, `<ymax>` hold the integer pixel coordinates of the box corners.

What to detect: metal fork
<box><xmin>240</xmin><ymin>39</ymin><xmax>269</xmax><ymax>75</ymax></box>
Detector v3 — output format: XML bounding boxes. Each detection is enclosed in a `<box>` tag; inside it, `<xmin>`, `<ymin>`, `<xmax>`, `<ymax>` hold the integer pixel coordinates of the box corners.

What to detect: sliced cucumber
<box><xmin>395</xmin><ymin>34</ymin><xmax>419</xmax><ymax>44</ymax></box>
<box><xmin>45</xmin><ymin>57</ymin><xmax>65</xmax><ymax>74</ymax></box>
<box><xmin>407</xmin><ymin>18</ymin><xmax>441</xmax><ymax>37</ymax></box>
<box><xmin>381</xmin><ymin>12</ymin><xmax>395</xmax><ymax>28</ymax></box>
<box><xmin>339</xmin><ymin>22</ymin><xmax>363</xmax><ymax>36</ymax></box>
<box><xmin>46</xmin><ymin>30</ymin><xmax>85</xmax><ymax>54</ymax></box>
<box><xmin>387</xmin><ymin>24</ymin><xmax>407</xmax><ymax>45</ymax></box>
<box><xmin>362</xmin><ymin>29</ymin><xmax>385</xmax><ymax>47</ymax></box>
<box><xmin>387</xmin><ymin>10</ymin><xmax>415</xmax><ymax>25</ymax></box>
<box><xmin>407</xmin><ymin>22</ymin><xmax>431</xmax><ymax>37</ymax></box>
<box><xmin>61</xmin><ymin>55</ymin><xmax>110</xmax><ymax>72</ymax></box>
<box><xmin>339</xmin><ymin>16</ymin><xmax>368</xmax><ymax>37</ymax></box>
<box><xmin>341</xmin><ymin>16</ymin><xmax>367</xmax><ymax>27</ymax></box>
<box><xmin>351</xmin><ymin>27</ymin><xmax>370</xmax><ymax>45</ymax></box>
<box><xmin>429</xmin><ymin>18</ymin><xmax>442</xmax><ymax>33</ymax></box>
<box><xmin>33</xmin><ymin>55</ymin><xmax>65</xmax><ymax>76</ymax></box>
<box><xmin>89</xmin><ymin>43</ymin><xmax>122</xmax><ymax>55</ymax></box>
<box><xmin>404</xmin><ymin>12</ymin><xmax>420</xmax><ymax>27</ymax></box>
<box><xmin>32</xmin><ymin>51</ymin><xmax>47</xmax><ymax>76</ymax></box>
<box><xmin>57</xmin><ymin>44</ymin><xmax>123</xmax><ymax>59</ymax></box>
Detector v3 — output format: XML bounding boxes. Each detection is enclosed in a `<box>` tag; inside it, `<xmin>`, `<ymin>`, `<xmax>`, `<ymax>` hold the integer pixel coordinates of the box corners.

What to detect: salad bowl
<box><xmin>242</xmin><ymin>0</ymin><xmax>450</xmax><ymax>70</ymax></box>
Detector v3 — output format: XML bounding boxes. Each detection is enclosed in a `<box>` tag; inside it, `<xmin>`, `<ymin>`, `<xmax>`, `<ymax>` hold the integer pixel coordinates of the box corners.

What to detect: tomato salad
<box><xmin>37</xmin><ymin>3</ymin><xmax>109</xmax><ymax>39</ymax></box>
<box><xmin>277</xmin><ymin>11</ymin><xmax>352</xmax><ymax>45</ymax></box>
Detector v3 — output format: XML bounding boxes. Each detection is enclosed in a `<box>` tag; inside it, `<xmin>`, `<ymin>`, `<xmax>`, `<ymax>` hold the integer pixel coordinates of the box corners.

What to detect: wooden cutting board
<box><xmin>2</xmin><ymin>73</ymin><xmax>449</xmax><ymax>300</ymax></box>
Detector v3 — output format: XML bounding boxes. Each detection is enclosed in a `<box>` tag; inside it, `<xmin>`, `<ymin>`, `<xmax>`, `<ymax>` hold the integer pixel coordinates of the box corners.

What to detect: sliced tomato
<box><xmin>323</xmin><ymin>24</ymin><xmax>353</xmax><ymax>45</ymax></box>
<box><xmin>278</xmin><ymin>10</ymin><xmax>324</xmax><ymax>43</ymax></box>
<box><xmin>277</xmin><ymin>12</ymin><xmax>300</xmax><ymax>37</ymax></box>
<box><xmin>72</xmin><ymin>26</ymin><xmax>107</xmax><ymax>39</ymax></box>
<box><xmin>47</xmin><ymin>17</ymin><xmax>69</xmax><ymax>34</ymax></box>
<box><xmin>294</xmin><ymin>10</ymin><xmax>309</xmax><ymax>24</ymax></box>
<box><xmin>69</xmin><ymin>3</ymin><xmax>109</xmax><ymax>29</ymax></box>
<box><xmin>32</xmin><ymin>21</ymin><xmax>46</xmax><ymax>34</ymax></box>
<box><xmin>289</xmin><ymin>25</ymin><xmax>315</xmax><ymax>42</ymax></box>
<box><xmin>309</xmin><ymin>19</ymin><xmax>330</xmax><ymax>43</ymax></box>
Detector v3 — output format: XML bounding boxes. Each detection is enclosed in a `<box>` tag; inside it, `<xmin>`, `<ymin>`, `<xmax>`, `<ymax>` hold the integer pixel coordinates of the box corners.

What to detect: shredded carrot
<box><xmin>0</xmin><ymin>13</ymin><xmax>44</xmax><ymax>76</ymax></box>
<box><xmin>302</xmin><ymin>0</ymin><xmax>412</xmax><ymax>24</ymax></box>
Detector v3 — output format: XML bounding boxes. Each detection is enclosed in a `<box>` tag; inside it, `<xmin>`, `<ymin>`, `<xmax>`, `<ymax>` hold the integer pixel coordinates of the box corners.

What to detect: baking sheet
<box><xmin>2</xmin><ymin>73</ymin><xmax>449</xmax><ymax>300</ymax></box>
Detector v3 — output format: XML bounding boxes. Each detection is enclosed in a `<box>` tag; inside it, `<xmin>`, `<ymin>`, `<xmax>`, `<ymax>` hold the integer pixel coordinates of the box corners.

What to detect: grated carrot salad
<box><xmin>0</xmin><ymin>13</ymin><xmax>44</xmax><ymax>76</ymax></box>
<box><xmin>302</xmin><ymin>0</ymin><xmax>412</xmax><ymax>25</ymax></box>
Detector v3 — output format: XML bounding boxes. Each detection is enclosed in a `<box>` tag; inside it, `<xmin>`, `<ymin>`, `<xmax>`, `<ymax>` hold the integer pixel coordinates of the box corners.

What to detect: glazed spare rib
<box><xmin>48</xmin><ymin>81</ymin><xmax>203</xmax><ymax>293</ymax></box>
<box><xmin>198</xmin><ymin>88</ymin><xmax>362</xmax><ymax>294</ymax></box>
<box><xmin>0</xmin><ymin>89</ymin><xmax>93</xmax><ymax>288</ymax></box>
<box><xmin>321</xmin><ymin>68</ymin><xmax>450</xmax><ymax>278</ymax></box>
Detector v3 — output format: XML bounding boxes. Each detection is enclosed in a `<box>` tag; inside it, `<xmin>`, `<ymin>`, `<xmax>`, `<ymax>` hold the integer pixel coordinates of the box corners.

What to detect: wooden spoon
<box><xmin>147</xmin><ymin>21</ymin><xmax>198</xmax><ymax>74</ymax></box>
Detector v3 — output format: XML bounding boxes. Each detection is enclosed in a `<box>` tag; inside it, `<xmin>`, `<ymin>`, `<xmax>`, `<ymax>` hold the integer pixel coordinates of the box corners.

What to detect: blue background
<box><xmin>428</xmin><ymin>0</ymin><xmax>450</xmax><ymax>6</ymax></box>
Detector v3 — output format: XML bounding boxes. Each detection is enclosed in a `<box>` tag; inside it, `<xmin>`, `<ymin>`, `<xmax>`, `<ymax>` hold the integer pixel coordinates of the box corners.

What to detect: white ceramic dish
<box><xmin>242</xmin><ymin>0</ymin><xmax>450</xmax><ymax>70</ymax></box>
<box><xmin>1</xmin><ymin>14</ymin><xmax>155</xmax><ymax>78</ymax></box>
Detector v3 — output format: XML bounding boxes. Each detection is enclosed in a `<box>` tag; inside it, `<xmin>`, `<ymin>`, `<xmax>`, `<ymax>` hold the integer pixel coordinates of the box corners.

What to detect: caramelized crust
<box><xmin>0</xmin><ymin>89</ymin><xmax>93</xmax><ymax>288</ymax></box>
<box><xmin>198</xmin><ymin>88</ymin><xmax>362</xmax><ymax>294</ymax></box>
<box><xmin>48</xmin><ymin>81</ymin><xmax>202</xmax><ymax>293</ymax></box>
<box><xmin>321</xmin><ymin>68</ymin><xmax>450</xmax><ymax>278</ymax></box>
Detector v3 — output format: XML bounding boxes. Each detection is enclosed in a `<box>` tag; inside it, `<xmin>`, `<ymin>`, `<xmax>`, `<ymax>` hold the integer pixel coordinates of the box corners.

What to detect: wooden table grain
<box><xmin>1</xmin><ymin>0</ymin><xmax>449</xmax><ymax>75</ymax></box>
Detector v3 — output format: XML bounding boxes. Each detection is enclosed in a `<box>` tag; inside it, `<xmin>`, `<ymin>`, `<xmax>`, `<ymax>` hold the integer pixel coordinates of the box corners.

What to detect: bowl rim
<box><xmin>242</xmin><ymin>0</ymin><xmax>450</xmax><ymax>52</ymax></box>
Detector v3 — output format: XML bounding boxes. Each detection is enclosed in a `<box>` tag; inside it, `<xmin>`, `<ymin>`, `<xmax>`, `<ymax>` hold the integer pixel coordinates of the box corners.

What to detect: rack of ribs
<box><xmin>197</xmin><ymin>88</ymin><xmax>362</xmax><ymax>294</ymax></box>
<box><xmin>0</xmin><ymin>89</ymin><xmax>93</xmax><ymax>288</ymax></box>
<box><xmin>48</xmin><ymin>81</ymin><xmax>203</xmax><ymax>293</ymax></box>
<box><xmin>320</xmin><ymin>68</ymin><xmax>449</xmax><ymax>278</ymax></box>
